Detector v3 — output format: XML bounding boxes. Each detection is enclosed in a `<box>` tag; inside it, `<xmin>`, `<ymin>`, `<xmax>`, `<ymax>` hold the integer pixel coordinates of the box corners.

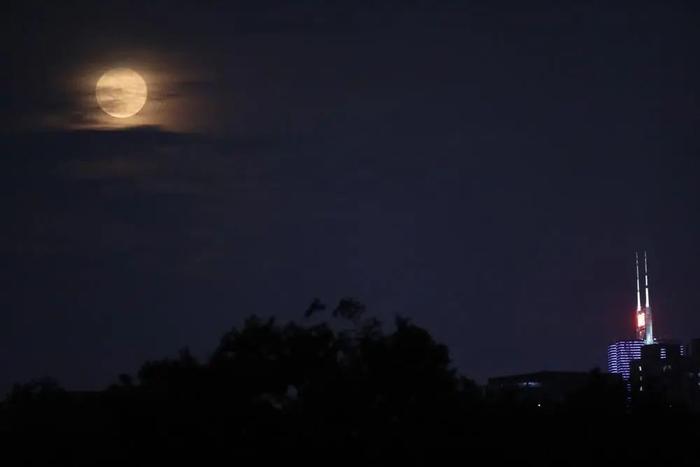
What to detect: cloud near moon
<box><xmin>24</xmin><ymin>48</ymin><xmax>216</xmax><ymax>133</ymax></box>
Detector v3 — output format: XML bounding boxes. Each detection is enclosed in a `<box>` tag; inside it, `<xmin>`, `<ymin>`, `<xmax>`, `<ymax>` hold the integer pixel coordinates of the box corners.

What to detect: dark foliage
<box><xmin>1</xmin><ymin>301</ymin><xmax>698</xmax><ymax>466</ymax></box>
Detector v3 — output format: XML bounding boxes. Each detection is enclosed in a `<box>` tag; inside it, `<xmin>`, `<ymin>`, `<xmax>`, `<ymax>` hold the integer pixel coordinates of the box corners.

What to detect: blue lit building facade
<box><xmin>607</xmin><ymin>339</ymin><xmax>643</xmax><ymax>381</ymax></box>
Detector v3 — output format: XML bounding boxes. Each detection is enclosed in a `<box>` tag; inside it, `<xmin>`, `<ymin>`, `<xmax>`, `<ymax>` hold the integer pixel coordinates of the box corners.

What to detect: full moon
<box><xmin>95</xmin><ymin>68</ymin><xmax>148</xmax><ymax>118</ymax></box>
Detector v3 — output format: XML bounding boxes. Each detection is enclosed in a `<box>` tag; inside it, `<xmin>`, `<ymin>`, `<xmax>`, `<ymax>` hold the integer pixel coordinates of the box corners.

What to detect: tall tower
<box><xmin>643</xmin><ymin>251</ymin><xmax>654</xmax><ymax>344</ymax></box>
<box><xmin>607</xmin><ymin>252</ymin><xmax>652</xmax><ymax>386</ymax></box>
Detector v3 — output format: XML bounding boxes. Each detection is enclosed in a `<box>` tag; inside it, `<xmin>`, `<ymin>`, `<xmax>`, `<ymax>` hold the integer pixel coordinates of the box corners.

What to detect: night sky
<box><xmin>2</xmin><ymin>1</ymin><xmax>700</xmax><ymax>393</ymax></box>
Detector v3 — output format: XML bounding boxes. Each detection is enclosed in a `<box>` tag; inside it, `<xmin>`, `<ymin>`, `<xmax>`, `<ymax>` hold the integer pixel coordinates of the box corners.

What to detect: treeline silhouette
<box><xmin>1</xmin><ymin>299</ymin><xmax>697</xmax><ymax>465</ymax></box>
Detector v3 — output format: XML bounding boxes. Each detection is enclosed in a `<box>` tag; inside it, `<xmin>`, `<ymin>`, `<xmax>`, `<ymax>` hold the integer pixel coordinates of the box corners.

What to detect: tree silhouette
<box><xmin>304</xmin><ymin>297</ymin><xmax>326</xmax><ymax>318</ymax></box>
<box><xmin>1</xmin><ymin>300</ymin><xmax>698</xmax><ymax>466</ymax></box>
<box><xmin>332</xmin><ymin>297</ymin><xmax>366</xmax><ymax>323</ymax></box>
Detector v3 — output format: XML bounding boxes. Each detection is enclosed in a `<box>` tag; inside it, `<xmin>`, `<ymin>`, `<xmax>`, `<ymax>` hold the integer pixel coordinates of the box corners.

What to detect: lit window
<box><xmin>640</xmin><ymin>386</ymin><xmax>643</xmax><ymax>391</ymax></box>
<box><xmin>517</xmin><ymin>381</ymin><xmax>541</xmax><ymax>388</ymax></box>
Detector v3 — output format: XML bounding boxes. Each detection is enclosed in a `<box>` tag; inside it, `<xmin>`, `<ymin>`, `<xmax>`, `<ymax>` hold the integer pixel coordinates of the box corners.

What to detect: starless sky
<box><xmin>2</xmin><ymin>0</ymin><xmax>700</xmax><ymax>392</ymax></box>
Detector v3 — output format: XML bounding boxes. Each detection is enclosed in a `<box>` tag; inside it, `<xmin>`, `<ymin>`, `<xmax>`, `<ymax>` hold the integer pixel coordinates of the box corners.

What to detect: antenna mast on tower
<box><xmin>643</xmin><ymin>251</ymin><xmax>654</xmax><ymax>344</ymax></box>
<box><xmin>635</xmin><ymin>252</ymin><xmax>645</xmax><ymax>341</ymax></box>
<box><xmin>635</xmin><ymin>252</ymin><xmax>642</xmax><ymax>312</ymax></box>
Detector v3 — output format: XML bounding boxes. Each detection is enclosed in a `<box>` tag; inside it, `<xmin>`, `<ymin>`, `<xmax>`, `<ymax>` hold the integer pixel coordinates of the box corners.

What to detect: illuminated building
<box><xmin>607</xmin><ymin>252</ymin><xmax>655</xmax><ymax>383</ymax></box>
<box><xmin>607</xmin><ymin>340</ymin><xmax>643</xmax><ymax>381</ymax></box>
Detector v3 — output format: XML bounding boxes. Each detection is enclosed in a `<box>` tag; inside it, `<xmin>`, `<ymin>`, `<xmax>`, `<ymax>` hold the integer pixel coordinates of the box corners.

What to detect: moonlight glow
<box><xmin>95</xmin><ymin>68</ymin><xmax>148</xmax><ymax>118</ymax></box>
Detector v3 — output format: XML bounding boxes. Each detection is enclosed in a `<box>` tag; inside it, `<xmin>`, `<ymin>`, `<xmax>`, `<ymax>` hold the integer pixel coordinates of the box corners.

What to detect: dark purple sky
<box><xmin>2</xmin><ymin>1</ymin><xmax>700</xmax><ymax>393</ymax></box>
